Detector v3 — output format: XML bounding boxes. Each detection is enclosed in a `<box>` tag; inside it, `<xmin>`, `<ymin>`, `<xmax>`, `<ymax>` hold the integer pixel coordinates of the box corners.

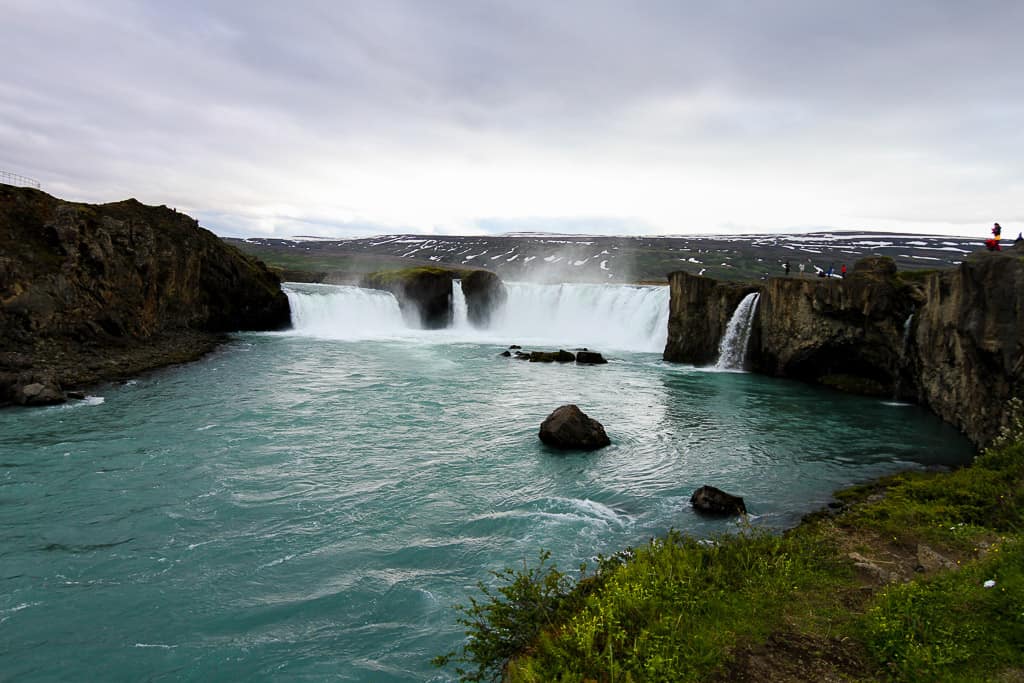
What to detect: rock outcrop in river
<box><xmin>360</xmin><ymin>266</ymin><xmax>506</xmax><ymax>329</ymax></box>
<box><xmin>664</xmin><ymin>249</ymin><xmax>1024</xmax><ymax>447</ymax></box>
<box><xmin>0</xmin><ymin>185</ymin><xmax>290</xmax><ymax>406</ymax></box>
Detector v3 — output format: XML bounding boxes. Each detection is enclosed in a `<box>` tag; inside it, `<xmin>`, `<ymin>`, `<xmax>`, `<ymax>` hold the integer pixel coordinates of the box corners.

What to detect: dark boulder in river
<box><xmin>538</xmin><ymin>404</ymin><xmax>611</xmax><ymax>451</ymax></box>
<box><xmin>0</xmin><ymin>185</ymin><xmax>290</xmax><ymax>407</ymax></box>
<box><xmin>530</xmin><ymin>350</ymin><xmax>576</xmax><ymax>363</ymax></box>
<box><xmin>575</xmin><ymin>350</ymin><xmax>608</xmax><ymax>364</ymax></box>
<box><xmin>690</xmin><ymin>485</ymin><xmax>747</xmax><ymax>516</ymax></box>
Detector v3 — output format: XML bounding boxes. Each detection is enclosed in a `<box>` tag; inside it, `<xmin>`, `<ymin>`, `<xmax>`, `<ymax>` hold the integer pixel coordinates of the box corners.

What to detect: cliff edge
<box><xmin>664</xmin><ymin>248</ymin><xmax>1024</xmax><ymax>447</ymax></box>
<box><xmin>0</xmin><ymin>184</ymin><xmax>290</xmax><ymax>405</ymax></box>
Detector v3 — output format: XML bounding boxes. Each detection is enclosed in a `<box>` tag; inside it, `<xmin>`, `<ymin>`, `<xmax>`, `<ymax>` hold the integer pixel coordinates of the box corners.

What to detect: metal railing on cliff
<box><xmin>0</xmin><ymin>169</ymin><xmax>41</xmax><ymax>189</ymax></box>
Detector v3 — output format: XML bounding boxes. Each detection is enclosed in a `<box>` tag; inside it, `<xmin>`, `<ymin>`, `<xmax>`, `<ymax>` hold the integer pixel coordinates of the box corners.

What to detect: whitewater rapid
<box><xmin>284</xmin><ymin>281</ymin><xmax>670</xmax><ymax>353</ymax></box>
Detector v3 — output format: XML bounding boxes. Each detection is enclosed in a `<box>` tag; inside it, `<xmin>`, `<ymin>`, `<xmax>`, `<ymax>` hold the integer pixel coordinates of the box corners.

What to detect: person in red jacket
<box><xmin>841</xmin><ymin>264</ymin><xmax>847</xmax><ymax>278</ymax></box>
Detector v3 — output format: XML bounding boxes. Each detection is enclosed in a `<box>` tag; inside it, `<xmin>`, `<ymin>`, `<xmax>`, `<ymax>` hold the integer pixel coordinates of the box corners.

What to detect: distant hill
<box><xmin>227</xmin><ymin>231</ymin><xmax>986</xmax><ymax>284</ymax></box>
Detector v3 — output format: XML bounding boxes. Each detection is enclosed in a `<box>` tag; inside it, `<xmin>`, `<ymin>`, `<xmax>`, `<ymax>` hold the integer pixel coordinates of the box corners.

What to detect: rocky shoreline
<box><xmin>0</xmin><ymin>185</ymin><xmax>290</xmax><ymax>406</ymax></box>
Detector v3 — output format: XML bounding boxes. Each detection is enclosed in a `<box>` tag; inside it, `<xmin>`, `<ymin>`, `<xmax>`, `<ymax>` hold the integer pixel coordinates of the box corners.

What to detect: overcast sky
<box><xmin>2</xmin><ymin>1</ymin><xmax>1022</xmax><ymax>238</ymax></box>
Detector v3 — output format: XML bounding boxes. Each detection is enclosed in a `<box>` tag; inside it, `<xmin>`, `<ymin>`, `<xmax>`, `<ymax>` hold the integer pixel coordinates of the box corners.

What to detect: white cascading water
<box><xmin>489</xmin><ymin>282</ymin><xmax>669</xmax><ymax>352</ymax></box>
<box><xmin>715</xmin><ymin>292</ymin><xmax>760</xmax><ymax>370</ymax></box>
<box><xmin>285</xmin><ymin>281</ymin><xmax>670</xmax><ymax>353</ymax></box>
<box><xmin>285</xmin><ymin>284</ymin><xmax>407</xmax><ymax>339</ymax></box>
<box><xmin>452</xmin><ymin>280</ymin><xmax>469</xmax><ymax>329</ymax></box>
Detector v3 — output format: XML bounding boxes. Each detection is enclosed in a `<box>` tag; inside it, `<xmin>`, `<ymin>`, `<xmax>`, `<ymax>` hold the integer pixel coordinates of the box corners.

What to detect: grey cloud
<box><xmin>2</xmin><ymin>1</ymin><xmax>1022</xmax><ymax>235</ymax></box>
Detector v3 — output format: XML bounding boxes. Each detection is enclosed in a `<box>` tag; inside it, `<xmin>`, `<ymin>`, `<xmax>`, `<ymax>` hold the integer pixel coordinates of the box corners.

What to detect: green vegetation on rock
<box><xmin>435</xmin><ymin>405</ymin><xmax>1024</xmax><ymax>682</ymax></box>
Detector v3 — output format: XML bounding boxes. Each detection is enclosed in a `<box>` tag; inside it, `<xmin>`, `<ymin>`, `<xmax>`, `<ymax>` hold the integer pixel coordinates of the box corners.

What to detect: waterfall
<box><xmin>285</xmin><ymin>284</ymin><xmax>406</xmax><ymax>339</ymax></box>
<box><xmin>284</xmin><ymin>281</ymin><xmax>670</xmax><ymax>352</ymax></box>
<box><xmin>893</xmin><ymin>313</ymin><xmax>914</xmax><ymax>400</ymax></box>
<box><xmin>451</xmin><ymin>280</ymin><xmax>469</xmax><ymax>329</ymax></box>
<box><xmin>715</xmin><ymin>292</ymin><xmax>760</xmax><ymax>370</ymax></box>
<box><xmin>491</xmin><ymin>283</ymin><xmax>670</xmax><ymax>352</ymax></box>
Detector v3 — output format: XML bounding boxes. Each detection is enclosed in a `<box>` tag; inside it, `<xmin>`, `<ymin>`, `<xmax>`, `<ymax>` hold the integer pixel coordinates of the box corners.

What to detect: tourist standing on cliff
<box><xmin>784</xmin><ymin>260</ymin><xmax>790</xmax><ymax>276</ymax></box>
<box><xmin>841</xmin><ymin>264</ymin><xmax>847</xmax><ymax>278</ymax></box>
<box><xmin>798</xmin><ymin>263</ymin><xmax>805</xmax><ymax>276</ymax></box>
<box><xmin>987</xmin><ymin>222</ymin><xmax>1003</xmax><ymax>251</ymax></box>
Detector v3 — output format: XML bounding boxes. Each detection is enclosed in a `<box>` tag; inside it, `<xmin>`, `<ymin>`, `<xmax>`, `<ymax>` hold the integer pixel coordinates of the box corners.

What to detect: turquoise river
<box><xmin>0</xmin><ymin>283</ymin><xmax>974</xmax><ymax>681</ymax></box>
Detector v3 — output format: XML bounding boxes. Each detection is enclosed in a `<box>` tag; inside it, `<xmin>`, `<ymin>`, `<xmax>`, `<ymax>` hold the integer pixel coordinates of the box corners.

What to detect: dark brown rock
<box><xmin>529</xmin><ymin>350</ymin><xmax>576</xmax><ymax>363</ymax></box>
<box><xmin>360</xmin><ymin>267</ymin><xmax>457</xmax><ymax>329</ymax></box>
<box><xmin>0</xmin><ymin>186</ymin><xmax>289</xmax><ymax>406</ymax></box>
<box><xmin>690</xmin><ymin>485</ymin><xmax>747</xmax><ymax>516</ymax></box>
<box><xmin>576</xmin><ymin>350</ymin><xmax>608</xmax><ymax>364</ymax></box>
<box><xmin>755</xmin><ymin>257</ymin><xmax>911</xmax><ymax>395</ymax></box>
<box><xmin>538</xmin><ymin>404</ymin><xmax>610</xmax><ymax>451</ymax></box>
<box><xmin>460</xmin><ymin>270</ymin><xmax>507</xmax><ymax>327</ymax></box>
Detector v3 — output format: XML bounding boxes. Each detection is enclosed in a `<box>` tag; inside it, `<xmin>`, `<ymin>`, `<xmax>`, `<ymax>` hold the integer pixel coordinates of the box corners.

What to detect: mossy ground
<box><xmin>437</xmin><ymin>428</ymin><xmax>1024</xmax><ymax>682</ymax></box>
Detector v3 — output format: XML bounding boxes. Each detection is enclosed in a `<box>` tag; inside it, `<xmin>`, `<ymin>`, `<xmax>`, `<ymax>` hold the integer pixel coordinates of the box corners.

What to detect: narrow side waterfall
<box><xmin>284</xmin><ymin>281</ymin><xmax>670</xmax><ymax>352</ymax></box>
<box><xmin>715</xmin><ymin>292</ymin><xmax>760</xmax><ymax>370</ymax></box>
<box><xmin>451</xmin><ymin>280</ymin><xmax>469</xmax><ymax>329</ymax></box>
<box><xmin>893</xmin><ymin>312</ymin><xmax>915</xmax><ymax>400</ymax></box>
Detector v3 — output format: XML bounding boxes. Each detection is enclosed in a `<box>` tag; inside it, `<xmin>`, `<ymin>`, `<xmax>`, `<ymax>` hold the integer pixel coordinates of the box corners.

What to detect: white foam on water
<box><xmin>134</xmin><ymin>643</ymin><xmax>178</xmax><ymax>649</ymax></box>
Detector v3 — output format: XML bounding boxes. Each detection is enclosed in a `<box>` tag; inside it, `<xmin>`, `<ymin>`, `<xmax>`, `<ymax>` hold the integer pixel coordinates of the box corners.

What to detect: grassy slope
<box><xmin>438</xmin><ymin>413</ymin><xmax>1024</xmax><ymax>682</ymax></box>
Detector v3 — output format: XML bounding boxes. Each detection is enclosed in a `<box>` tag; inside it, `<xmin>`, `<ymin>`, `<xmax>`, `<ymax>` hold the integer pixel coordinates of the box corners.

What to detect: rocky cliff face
<box><xmin>663</xmin><ymin>251</ymin><xmax>1024</xmax><ymax>447</ymax></box>
<box><xmin>909</xmin><ymin>247</ymin><xmax>1024</xmax><ymax>446</ymax></box>
<box><xmin>0</xmin><ymin>185</ymin><xmax>290</xmax><ymax>405</ymax></box>
<box><xmin>755</xmin><ymin>257</ymin><xmax>919</xmax><ymax>395</ymax></box>
<box><xmin>664</xmin><ymin>271</ymin><xmax>759</xmax><ymax>365</ymax></box>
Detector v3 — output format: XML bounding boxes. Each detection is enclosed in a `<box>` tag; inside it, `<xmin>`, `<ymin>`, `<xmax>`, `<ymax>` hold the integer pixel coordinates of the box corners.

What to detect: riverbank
<box><xmin>0</xmin><ymin>185</ymin><xmax>290</xmax><ymax>406</ymax></box>
<box><xmin>437</xmin><ymin>416</ymin><xmax>1024</xmax><ymax>681</ymax></box>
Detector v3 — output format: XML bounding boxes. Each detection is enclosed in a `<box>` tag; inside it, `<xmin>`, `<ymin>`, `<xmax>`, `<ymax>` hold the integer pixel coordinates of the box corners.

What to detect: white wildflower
<box><xmin>983</xmin><ymin>579</ymin><xmax>996</xmax><ymax>588</ymax></box>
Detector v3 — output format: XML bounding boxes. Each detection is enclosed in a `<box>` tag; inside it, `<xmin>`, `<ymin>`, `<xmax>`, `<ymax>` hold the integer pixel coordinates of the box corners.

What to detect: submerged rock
<box><xmin>538</xmin><ymin>404</ymin><xmax>610</xmax><ymax>451</ymax></box>
<box><xmin>690</xmin><ymin>485</ymin><xmax>747</xmax><ymax>516</ymax></box>
<box><xmin>529</xmin><ymin>350</ymin><xmax>576</xmax><ymax>363</ymax></box>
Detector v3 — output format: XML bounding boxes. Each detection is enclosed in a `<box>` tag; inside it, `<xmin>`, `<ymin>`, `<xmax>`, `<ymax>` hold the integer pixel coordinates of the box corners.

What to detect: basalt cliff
<box><xmin>664</xmin><ymin>249</ymin><xmax>1024</xmax><ymax>447</ymax></box>
<box><xmin>0</xmin><ymin>185</ymin><xmax>290</xmax><ymax>406</ymax></box>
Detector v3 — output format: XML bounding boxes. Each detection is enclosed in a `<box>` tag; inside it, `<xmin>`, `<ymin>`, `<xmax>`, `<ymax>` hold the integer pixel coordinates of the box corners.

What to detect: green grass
<box><xmin>862</xmin><ymin>538</ymin><xmax>1024</xmax><ymax>681</ymax></box>
<box><xmin>436</xmin><ymin>416</ymin><xmax>1024</xmax><ymax>682</ymax></box>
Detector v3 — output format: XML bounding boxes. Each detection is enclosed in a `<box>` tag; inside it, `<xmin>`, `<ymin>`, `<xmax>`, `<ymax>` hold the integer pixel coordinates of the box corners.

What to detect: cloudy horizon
<box><xmin>3</xmin><ymin>1</ymin><xmax>1022</xmax><ymax>239</ymax></box>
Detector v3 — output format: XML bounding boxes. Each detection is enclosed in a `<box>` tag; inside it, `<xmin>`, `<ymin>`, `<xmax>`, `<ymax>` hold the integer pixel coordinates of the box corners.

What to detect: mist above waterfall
<box><xmin>285</xmin><ymin>281</ymin><xmax>669</xmax><ymax>353</ymax></box>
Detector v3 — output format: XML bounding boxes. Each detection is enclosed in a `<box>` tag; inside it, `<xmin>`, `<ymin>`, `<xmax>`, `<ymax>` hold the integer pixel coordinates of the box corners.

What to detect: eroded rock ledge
<box><xmin>0</xmin><ymin>185</ymin><xmax>290</xmax><ymax>405</ymax></box>
<box><xmin>360</xmin><ymin>266</ymin><xmax>506</xmax><ymax>329</ymax></box>
<box><xmin>664</xmin><ymin>249</ymin><xmax>1024</xmax><ymax>447</ymax></box>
